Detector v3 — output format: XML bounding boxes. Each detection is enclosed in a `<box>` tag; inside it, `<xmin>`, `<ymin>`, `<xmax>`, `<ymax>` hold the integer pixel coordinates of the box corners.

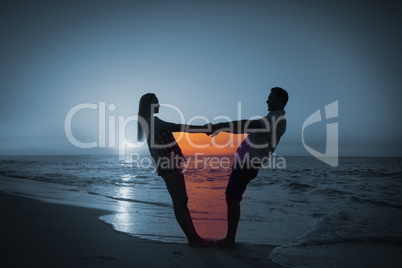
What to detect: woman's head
<box><xmin>137</xmin><ymin>93</ymin><xmax>159</xmax><ymax>141</ymax></box>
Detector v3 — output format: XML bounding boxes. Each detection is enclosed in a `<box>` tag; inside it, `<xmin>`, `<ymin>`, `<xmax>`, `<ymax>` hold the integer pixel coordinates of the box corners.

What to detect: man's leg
<box><xmin>221</xmin><ymin>166</ymin><xmax>246</xmax><ymax>246</ymax></box>
<box><xmin>222</xmin><ymin>166</ymin><xmax>258</xmax><ymax>246</ymax></box>
<box><xmin>225</xmin><ymin>195</ymin><xmax>241</xmax><ymax>244</ymax></box>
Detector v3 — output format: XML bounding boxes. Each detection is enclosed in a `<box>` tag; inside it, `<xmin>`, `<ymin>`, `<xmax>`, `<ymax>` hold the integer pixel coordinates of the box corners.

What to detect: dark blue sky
<box><xmin>1</xmin><ymin>0</ymin><xmax>401</xmax><ymax>156</ymax></box>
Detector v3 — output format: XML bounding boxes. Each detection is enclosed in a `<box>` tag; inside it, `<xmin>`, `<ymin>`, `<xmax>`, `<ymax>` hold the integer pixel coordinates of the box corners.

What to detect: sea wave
<box><xmin>269</xmin><ymin>209</ymin><xmax>402</xmax><ymax>267</ymax></box>
<box><xmin>350</xmin><ymin>195</ymin><xmax>402</xmax><ymax>209</ymax></box>
<box><xmin>88</xmin><ymin>191</ymin><xmax>171</xmax><ymax>208</ymax></box>
<box><xmin>276</xmin><ymin>208</ymin><xmax>402</xmax><ymax>246</ymax></box>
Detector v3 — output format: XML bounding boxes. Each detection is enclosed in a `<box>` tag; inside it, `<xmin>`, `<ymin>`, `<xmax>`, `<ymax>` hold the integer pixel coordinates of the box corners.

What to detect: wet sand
<box><xmin>0</xmin><ymin>190</ymin><xmax>284</xmax><ymax>267</ymax></box>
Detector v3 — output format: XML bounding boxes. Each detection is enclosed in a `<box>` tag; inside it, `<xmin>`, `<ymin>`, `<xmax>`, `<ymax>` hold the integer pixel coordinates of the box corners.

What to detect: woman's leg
<box><xmin>162</xmin><ymin>170</ymin><xmax>206</xmax><ymax>245</ymax></box>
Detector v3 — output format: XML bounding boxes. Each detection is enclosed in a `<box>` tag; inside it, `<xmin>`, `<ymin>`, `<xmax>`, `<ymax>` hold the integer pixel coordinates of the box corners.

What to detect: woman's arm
<box><xmin>153</xmin><ymin>117</ymin><xmax>211</xmax><ymax>133</ymax></box>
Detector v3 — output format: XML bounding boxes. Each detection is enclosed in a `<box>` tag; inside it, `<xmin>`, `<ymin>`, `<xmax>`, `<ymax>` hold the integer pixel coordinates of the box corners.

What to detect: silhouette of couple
<box><xmin>137</xmin><ymin>88</ymin><xmax>288</xmax><ymax>247</ymax></box>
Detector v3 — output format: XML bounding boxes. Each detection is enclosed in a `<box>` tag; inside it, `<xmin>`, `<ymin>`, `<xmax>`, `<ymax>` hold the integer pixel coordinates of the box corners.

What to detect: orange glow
<box><xmin>172</xmin><ymin>132</ymin><xmax>248</xmax><ymax>238</ymax></box>
<box><xmin>173</xmin><ymin>132</ymin><xmax>247</xmax><ymax>155</ymax></box>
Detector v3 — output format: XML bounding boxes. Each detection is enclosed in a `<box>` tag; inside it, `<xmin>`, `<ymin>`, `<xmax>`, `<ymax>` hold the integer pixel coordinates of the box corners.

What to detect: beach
<box><xmin>1</xmin><ymin>156</ymin><xmax>401</xmax><ymax>267</ymax></box>
<box><xmin>0</xmin><ymin>190</ymin><xmax>283</xmax><ymax>268</ymax></box>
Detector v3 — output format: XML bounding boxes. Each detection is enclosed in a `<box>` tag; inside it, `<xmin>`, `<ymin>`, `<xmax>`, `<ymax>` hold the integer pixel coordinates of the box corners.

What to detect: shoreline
<box><xmin>0</xmin><ymin>190</ymin><xmax>284</xmax><ymax>267</ymax></box>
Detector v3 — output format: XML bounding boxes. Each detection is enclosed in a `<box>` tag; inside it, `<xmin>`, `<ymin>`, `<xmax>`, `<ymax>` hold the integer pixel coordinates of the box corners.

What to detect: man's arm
<box><xmin>211</xmin><ymin>119</ymin><xmax>265</xmax><ymax>134</ymax></box>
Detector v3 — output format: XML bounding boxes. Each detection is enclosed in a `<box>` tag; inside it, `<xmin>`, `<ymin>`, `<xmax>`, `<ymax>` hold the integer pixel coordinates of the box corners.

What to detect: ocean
<box><xmin>0</xmin><ymin>155</ymin><xmax>401</xmax><ymax>267</ymax></box>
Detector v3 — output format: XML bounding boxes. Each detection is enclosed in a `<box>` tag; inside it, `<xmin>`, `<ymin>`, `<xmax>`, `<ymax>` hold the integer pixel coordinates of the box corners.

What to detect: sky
<box><xmin>0</xmin><ymin>0</ymin><xmax>401</xmax><ymax>157</ymax></box>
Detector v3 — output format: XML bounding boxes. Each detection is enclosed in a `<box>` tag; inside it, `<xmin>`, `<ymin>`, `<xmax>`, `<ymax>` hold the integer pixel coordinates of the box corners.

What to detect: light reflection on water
<box><xmin>111</xmin><ymin>185</ymin><xmax>134</xmax><ymax>233</ymax></box>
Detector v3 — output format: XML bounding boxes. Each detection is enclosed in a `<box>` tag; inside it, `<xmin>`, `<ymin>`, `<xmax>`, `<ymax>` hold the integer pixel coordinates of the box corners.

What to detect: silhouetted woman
<box><xmin>137</xmin><ymin>93</ymin><xmax>208</xmax><ymax>246</ymax></box>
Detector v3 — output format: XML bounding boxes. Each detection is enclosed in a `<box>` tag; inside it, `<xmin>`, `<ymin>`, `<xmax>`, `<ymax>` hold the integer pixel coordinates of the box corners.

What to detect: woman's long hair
<box><xmin>137</xmin><ymin>93</ymin><xmax>156</xmax><ymax>141</ymax></box>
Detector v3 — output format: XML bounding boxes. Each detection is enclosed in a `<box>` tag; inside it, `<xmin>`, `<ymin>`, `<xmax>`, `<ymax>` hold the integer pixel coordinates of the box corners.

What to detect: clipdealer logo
<box><xmin>302</xmin><ymin>101</ymin><xmax>339</xmax><ymax>167</ymax></box>
<box><xmin>64</xmin><ymin>101</ymin><xmax>258</xmax><ymax>160</ymax></box>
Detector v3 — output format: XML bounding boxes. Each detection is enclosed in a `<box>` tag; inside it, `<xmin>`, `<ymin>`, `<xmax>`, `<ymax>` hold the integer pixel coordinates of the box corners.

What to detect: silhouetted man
<box><xmin>211</xmin><ymin>87</ymin><xmax>288</xmax><ymax>246</ymax></box>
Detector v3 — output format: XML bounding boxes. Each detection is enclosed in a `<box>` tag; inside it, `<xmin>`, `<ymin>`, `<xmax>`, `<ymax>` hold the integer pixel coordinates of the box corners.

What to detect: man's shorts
<box><xmin>225</xmin><ymin>164</ymin><xmax>259</xmax><ymax>202</ymax></box>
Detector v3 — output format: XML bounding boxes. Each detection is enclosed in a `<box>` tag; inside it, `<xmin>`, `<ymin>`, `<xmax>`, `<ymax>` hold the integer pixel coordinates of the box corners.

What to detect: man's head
<box><xmin>267</xmin><ymin>87</ymin><xmax>288</xmax><ymax>111</ymax></box>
